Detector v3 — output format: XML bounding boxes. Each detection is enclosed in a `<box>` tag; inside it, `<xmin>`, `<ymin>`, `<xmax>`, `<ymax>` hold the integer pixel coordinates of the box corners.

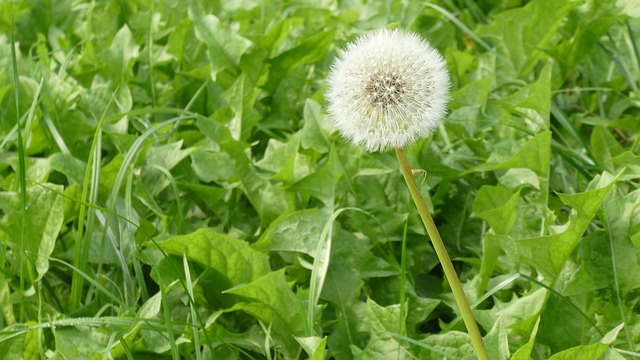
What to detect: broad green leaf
<box><xmin>49</xmin><ymin>328</ymin><xmax>108</xmax><ymax>359</ymax></box>
<box><xmin>253</xmin><ymin>208</ymin><xmax>329</xmax><ymax>256</ymax></box>
<box><xmin>225</xmin><ymin>269</ymin><xmax>305</xmax><ymax>358</ymax></box>
<box><xmin>560</xmin><ymin>228</ymin><xmax>640</xmax><ymax>296</ymax></box>
<box><xmin>206</xmin><ymin>320</ymin><xmax>266</xmax><ymax>355</ymax></box>
<box><xmin>354</xmin><ymin>337</ymin><xmax>411</xmax><ymax>360</ymax></box>
<box><xmin>475</xmin><ymin>288</ymin><xmax>548</xmax><ymax>338</ymax></box>
<box><xmin>0</xmin><ymin>275</ymin><xmax>15</xmax><ymax>325</ymax></box>
<box><xmin>98</xmin><ymin>154</ymin><xmax>125</xmax><ymax>197</ymax></box>
<box><xmin>556</xmin><ymin>231</ymin><xmax>613</xmax><ymax>295</ymax></box>
<box><xmin>301</xmin><ymin>99</ymin><xmax>331</xmax><ymax>153</ymax></box>
<box><xmin>242</xmin><ymin>170</ymin><xmax>291</xmax><ymax>224</ymax></box>
<box><xmin>557</xmin><ymin>171</ymin><xmax>620</xmax><ymax>216</ymax></box>
<box><xmin>255</xmin><ymin>133</ymin><xmax>306</xmax><ymax>183</ymax></box>
<box><xmin>498</xmin><ymin>168</ymin><xmax>540</xmax><ymax>190</ymax></box>
<box><xmin>559</xmin><ymin>188</ymin><xmax>640</xmax><ymax>294</ymax></box>
<box><xmin>329</xmin><ymin>222</ymin><xmax>396</xmax><ymax>279</ymax></box>
<box><xmin>145</xmin><ymin>140</ymin><xmax>193</xmax><ymax>171</ymax></box>
<box><xmin>190</xmin><ymin>150</ymin><xmax>237</xmax><ymax>183</ymax></box>
<box><xmin>365</xmin><ymin>298</ymin><xmax>401</xmax><ymax>336</ymax></box>
<box><xmin>101</xmin><ymin>25</ymin><xmax>139</xmax><ymax>82</ymax></box>
<box><xmin>353</xmin><ymin>299</ymin><xmax>410</xmax><ymax>360</ymax></box>
<box><xmin>549</xmin><ymin>323</ymin><xmax>624</xmax><ymax>360</ymax></box>
<box><xmin>0</xmin><ymin>153</ymin><xmax>52</xmax><ymax>185</ymax></box>
<box><xmin>264</xmin><ymin>29</ymin><xmax>335</xmax><ymax>91</ymax></box>
<box><xmin>250</xmin><ymin>17</ymin><xmax>304</xmax><ymax>56</ymax></box>
<box><xmin>601</xmin><ymin>323</ymin><xmax>625</xmax><ymax>344</ymax></box>
<box><xmin>416</xmin><ymin>332</ymin><xmax>475</xmax><ymax>360</ymax></box>
<box><xmin>295</xmin><ymin>336</ymin><xmax>327</xmax><ymax>360</ymax></box>
<box><xmin>166</xmin><ymin>18</ymin><xmax>191</xmax><ymax>62</ymax></box>
<box><xmin>547</xmin><ymin>343</ymin><xmax>608</xmax><ymax>360</ymax></box>
<box><xmin>406</xmin><ymin>294</ymin><xmax>441</xmax><ymax>331</ymax></box>
<box><xmin>158</xmin><ymin>228</ymin><xmax>270</xmax><ymax>286</ymax></box>
<box><xmin>189</xmin><ymin>8</ymin><xmax>252</xmax><ymax>79</ymax></box>
<box><xmin>611</xmin><ymin>151</ymin><xmax>640</xmax><ymax>184</ymax></box>
<box><xmin>591</xmin><ymin>125</ymin><xmax>625</xmax><ymax>172</ymax></box>
<box><xmin>133</xmin><ymin>328</ymin><xmax>172</xmax><ymax>355</ymax></box>
<box><xmin>0</xmin><ymin>332</ymin><xmax>23</xmax><ymax>360</ymax></box>
<box><xmin>496</xmin><ymin>131</ymin><xmax>551</xmax><ymax>175</ymax></box>
<box><xmin>484</xmin><ymin>317</ymin><xmax>510</xmax><ymax>360</ymax></box>
<box><xmin>479</xmin><ymin>235</ymin><xmax>502</xmax><ymax>293</ymax></box>
<box><xmin>445</xmin><ymin>48</ymin><xmax>475</xmax><ymax>85</ymax></box>
<box><xmin>473</xmin><ymin>185</ymin><xmax>520</xmax><ymax>235</ymax></box>
<box><xmin>197</xmin><ymin>116</ymin><xmax>289</xmax><ymax>222</ymax></box>
<box><xmin>476</xmin><ymin>131</ymin><xmax>551</xmax><ymax>176</ymax></box>
<box><xmin>22</xmin><ymin>324</ymin><xmax>39</xmax><ymax>360</ymax></box>
<box><xmin>498</xmin><ymin>62</ymin><xmax>553</xmax><ymax>125</ymax></box>
<box><xmin>289</xmin><ymin>147</ymin><xmax>342</xmax><ymax>204</ymax></box>
<box><xmin>496</xmin><ymin>171</ymin><xmax>620</xmax><ymax>279</ymax></box>
<box><xmin>446</xmin><ymin>82</ymin><xmax>492</xmax><ymax>132</ymax></box>
<box><xmin>26</xmin><ymin>156</ymin><xmax>52</xmax><ymax>184</ymax></box>
<box><xmin>537</xmin><ymin>291</ymin><xmax>593</xmax><ymax>351</ymax></box>
<box><xmin>323</xmin><ymin>262</ymin><xmax>364</xmax><ymax>358</ymax></box>
<box><xmin>196</xmin><ymin>116</ymin><xmax>249</xmax><ymax>173</ymax></box>
<box><xmin>511</xmin><ymin>317</ymin><xmax>541</xmax><ymax>360</ymax></box>
<box><xmin>143</xmin><ymin>140</ymin><xmax>195</xmax><ymax>195</ymax></box>
<box><xmin>0</xmin><ymin>2</ymin><xmax>31</xmax><ymax>32</ymax></box>
<box><xmin>178</xmin><ymin>183</ymin><xmax>227</xmax><ymax>214</ymax></box>
<box><xmin>617</xmin><ymin>0</ymin><xmax>640</xmax><ymax>16</ymax></box>
<box><xmin>549</xmin><ymin>1</ymin><xmax>622</xmax><ymax>80</ymax></box>
<box><xmin>49</xmin><ymin>153</ymin><xmax>86</xmax><ymax>185</ymax></box>
<box><xmin>223</xmin><ymin>73</ymin><xmax>260</xmax><ymax>141</ymax></box>
<box><xmin>449</xmin><ymin>77</ymin><xmax>491</xmax><ymax>110</ymax></box>
<box><xmin>610</xmin><ymin>188</ymin><xmax>640</xmax><ymax>248</ymax></box>
<box><xmin>476</xmin><ymin>0</ymin><xmax>575</xmax><ymax>78</ymax></box>
<box><xmin>100</xmin><ymin>295</ymin><xmax>167</xmax><ymax>359</ymax></box>
<box><xmin>255</xmin><ymin>134</ymin><xmax>300</xmax><ymax>174</ymax></box>
<box><xmin>0</xmin><ymin>184</ymin><xmax>64</xmax><ymax>280</ymax></box>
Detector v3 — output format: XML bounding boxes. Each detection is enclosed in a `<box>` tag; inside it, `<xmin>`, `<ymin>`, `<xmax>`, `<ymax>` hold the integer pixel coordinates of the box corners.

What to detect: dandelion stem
<box><xmin>395</xmin><ymin>147</ymin><xmax>489</xmax><ymax>360</ymax></box>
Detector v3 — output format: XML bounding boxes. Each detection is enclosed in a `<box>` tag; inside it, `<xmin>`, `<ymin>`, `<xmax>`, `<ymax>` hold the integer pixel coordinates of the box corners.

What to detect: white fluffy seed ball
<box><xmin>326</xmin><ymin>28</ymin><xmax>450</xmax><ymax>152</ymax></box>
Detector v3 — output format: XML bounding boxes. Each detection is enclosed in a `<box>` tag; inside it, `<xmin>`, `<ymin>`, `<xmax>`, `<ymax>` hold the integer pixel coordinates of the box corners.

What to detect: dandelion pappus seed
<box><xmin>326</xmin><ymin>28</ymin><xmax>450</xmax><ymax>152</ymax></box>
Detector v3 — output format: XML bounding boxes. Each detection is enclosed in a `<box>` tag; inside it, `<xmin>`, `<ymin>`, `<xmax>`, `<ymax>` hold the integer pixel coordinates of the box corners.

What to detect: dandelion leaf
<box><xmin>225</xmin><ymin>269</ymin><xmax>305</xmax><ymax>359</ymax></box>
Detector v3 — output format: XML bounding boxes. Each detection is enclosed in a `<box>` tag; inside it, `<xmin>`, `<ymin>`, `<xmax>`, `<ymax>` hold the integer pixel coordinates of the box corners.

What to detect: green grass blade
<box><xmin>50</xmin><ymin>258</ymin><xmax>126</xmax><ymax>308</ymax></box>
<box><xmin>626</xmin><ymin>19</ymin><xmax>640</xmax><ymax>75</ymax></box>
<box><xmin>152</xmin><ymin>165</ymin><xmax>185</xmax><ymax>233</ymax></box>
<box><xmin>9</xmin><ymin>3</ymin><xmax>28</xmax><ymax>323</ymax></box>
<box><xmin>399</xmin><ymin>219</ymin><xmax>408</xmax><ymax>337</ymax></box>
<box><xmin>101</xmin><ymin>116</ymin><xmax>192</xmax><ymax>307</ymax></box>
<box><xmin>421</xmin><ymin>2</ymin><xmax>503</xmax><ymax>61</ymax></box>
<box><xmin>385</xmin><ymin>332</ymin><xmax>449</xmax><ymax>357</ymax></box>
<box><xmin>599</xmin><ymin>40</ymin><xmax>639</xmax><ymax>91</ymax></box>
<box><xmin>159</xmin><ymin>281</ymin><xmax>180</xmax><ymax>360</ymax></box>
<box><xmin>443</xmin><ymin>273</ymin><xmax>520</xmax><ymax>332</ymax></box>
<box><xmin>183</xmin><ymin>254</ymin><xmax>202</xmax><ymax>360</ymax></box>
<box><xmin>604</xmin><ymin>205</ymin><xmax>635</xmax><ymax>352</ymax></box>
<box><xmin>70</xmin><ymin>89</ymin><xmax>116</xmax><ymax>310</ymax></box>
<box><xmin>307</xmin><ymin>207</ymin><xmax>358</xmax><ymax>335</ymax></box>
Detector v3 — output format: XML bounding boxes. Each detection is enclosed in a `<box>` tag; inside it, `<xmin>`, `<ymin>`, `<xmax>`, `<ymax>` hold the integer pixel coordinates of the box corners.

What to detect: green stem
<box><xmin>395</xmin><ymin>148</ymin><xmax>489</xmax><ymax>360</ymax></box>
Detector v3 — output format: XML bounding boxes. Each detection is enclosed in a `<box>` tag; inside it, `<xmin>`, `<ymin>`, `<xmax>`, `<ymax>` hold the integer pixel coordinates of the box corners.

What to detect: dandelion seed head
<box><xmin>326</xmin><ymin>28</ymin><xmax>450</xmax><ymax>152</ymax></box>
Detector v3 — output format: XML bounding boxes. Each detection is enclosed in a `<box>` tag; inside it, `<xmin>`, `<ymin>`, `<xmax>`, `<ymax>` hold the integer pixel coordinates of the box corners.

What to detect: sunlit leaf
<box><xmin>0</xmin><ymin>184</ymin><xmax>64</xmax><ymax>280</ymax></box>
<box><xmin>159</xmin><ymin>228</ymin><xmax>270</xmax><ymax>286</ymax></box>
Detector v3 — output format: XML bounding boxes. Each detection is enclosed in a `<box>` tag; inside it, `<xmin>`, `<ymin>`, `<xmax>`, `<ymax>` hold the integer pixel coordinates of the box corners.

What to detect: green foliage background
<box><xmin>0</xmin><ymin>0</ymin><xmax>639</xmax><ymax>358</ymax></box>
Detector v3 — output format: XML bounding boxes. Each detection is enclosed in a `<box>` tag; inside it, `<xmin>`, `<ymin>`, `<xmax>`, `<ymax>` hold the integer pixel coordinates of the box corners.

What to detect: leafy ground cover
<box><xmin>0</xmin><ymin>0</ymin><xmax>639</xmax><ymax>358</ymax></box>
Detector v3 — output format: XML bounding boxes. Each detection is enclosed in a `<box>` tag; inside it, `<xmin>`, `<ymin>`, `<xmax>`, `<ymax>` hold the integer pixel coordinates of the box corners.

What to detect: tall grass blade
<box><xmin>604</xmin><ymin>206</ymin><xmax>635</xmax><ymax>352</ymax></box>
<box><xmin>183</xmin><ymin>254</ymin><xmax>202</xmax><ymax>360</ymax></box>
<box><xmin>9</xmin><ymin>3</ymin><xmax>29</xmax><ymax>323</ymax></box>
<box><xmin>421</xmin><ymin>2</ymin><xmax>503</xmax><ymax>61</ymax></box>
<box><xmin>70</xmin><ymin>93</ymin><xmax>114</xmax><ymax>311</ymax></box>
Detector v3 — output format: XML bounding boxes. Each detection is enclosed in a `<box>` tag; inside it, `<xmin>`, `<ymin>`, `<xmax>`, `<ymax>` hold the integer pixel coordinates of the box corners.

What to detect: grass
<box><xmin>0</xmin><ymin>0</ymin><xmax>639</xmax><ymax>359</ymax></box>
